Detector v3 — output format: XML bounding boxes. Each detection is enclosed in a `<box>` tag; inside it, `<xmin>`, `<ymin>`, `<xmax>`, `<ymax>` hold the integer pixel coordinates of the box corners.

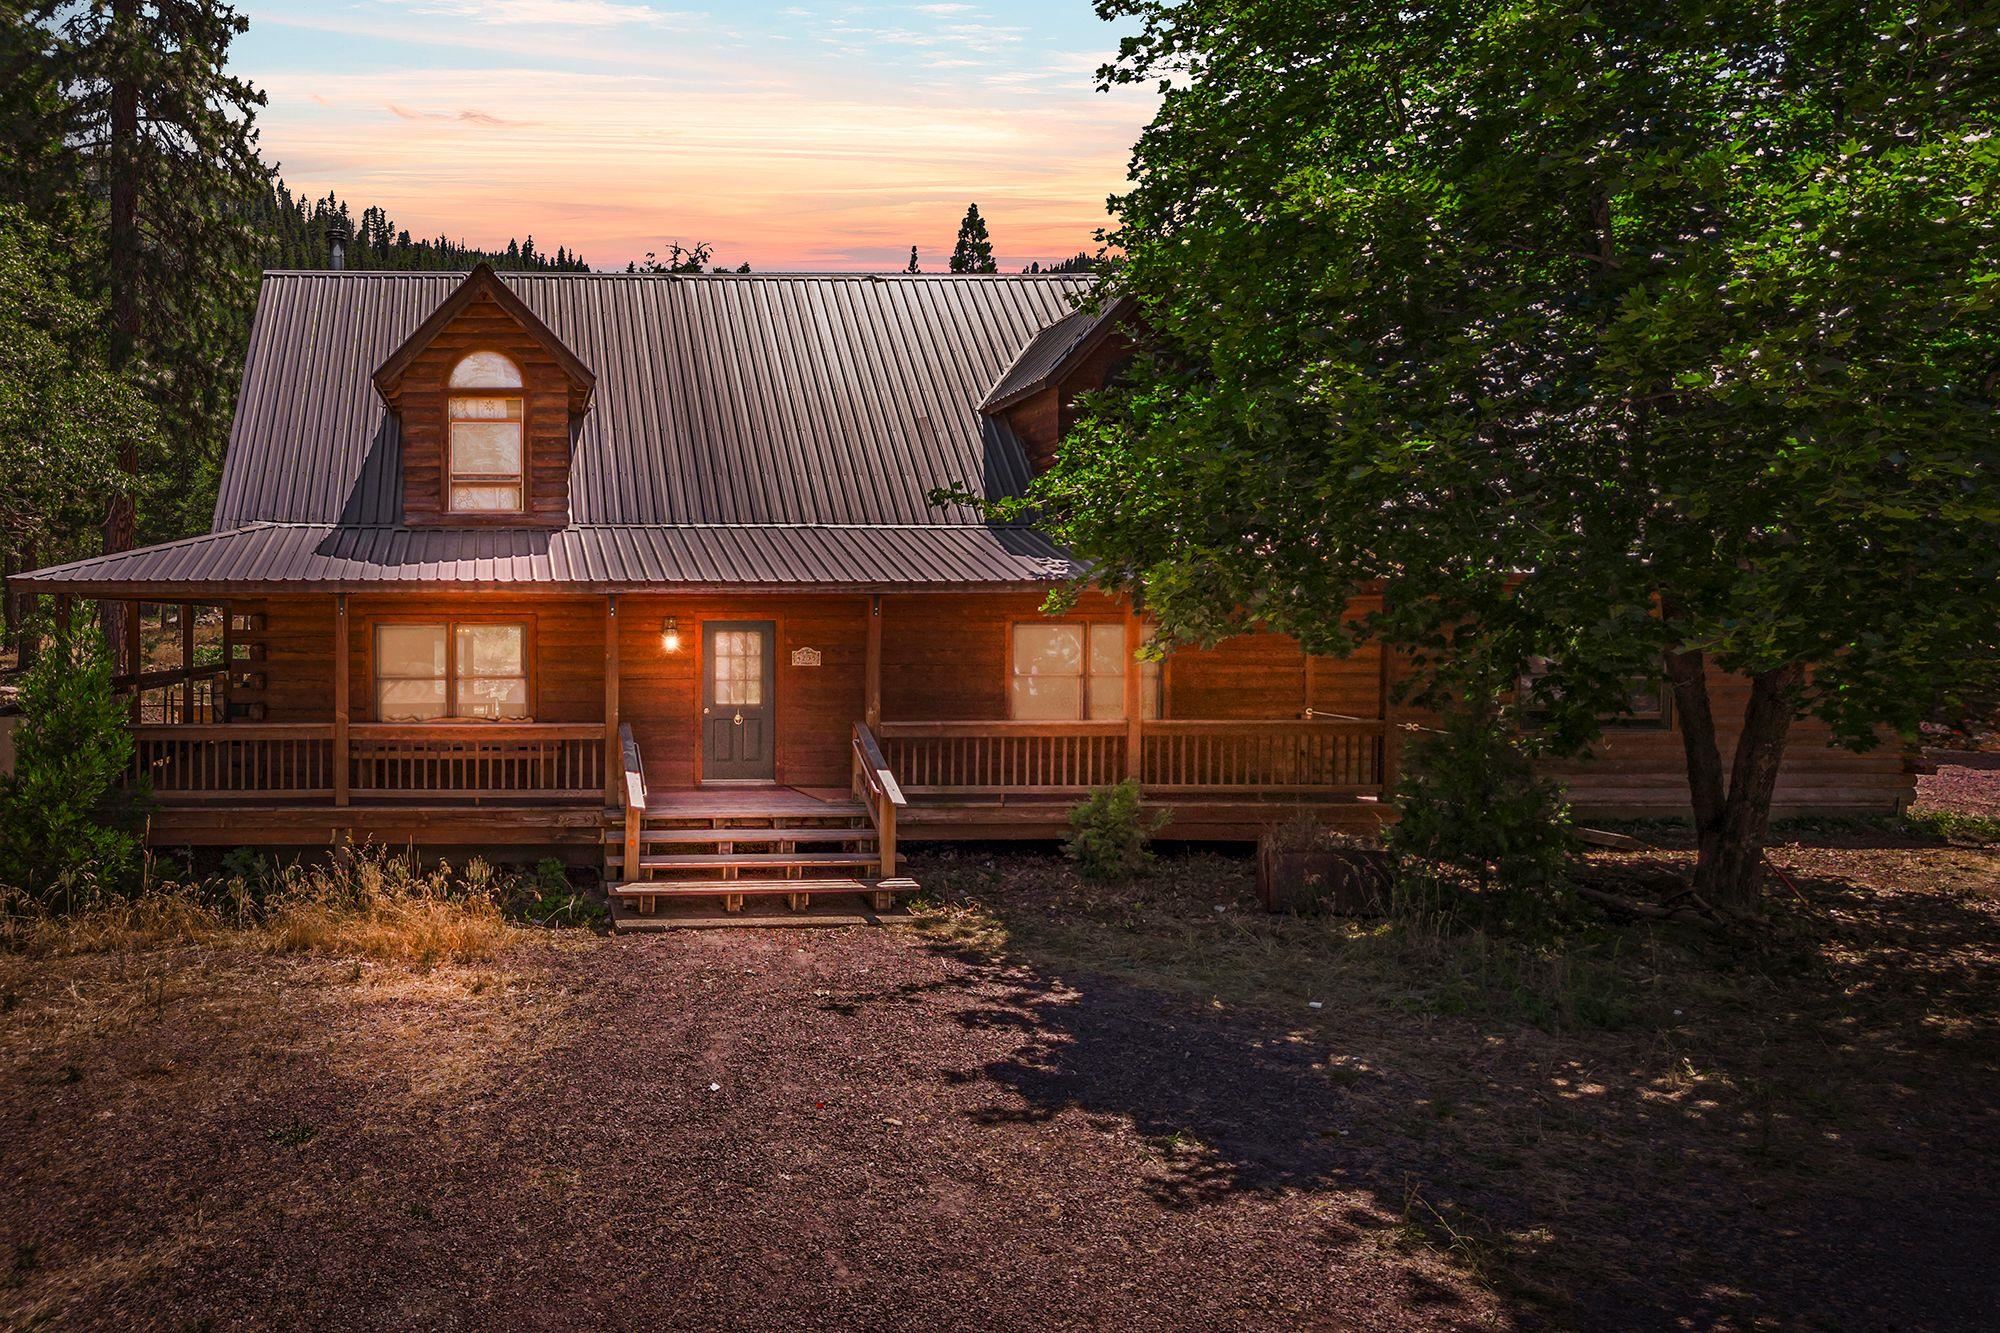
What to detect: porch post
<box><xmin>864</xmin><ymin>594</ymin><xmax>882</xmax><ymax>729</ymax></box>
<box><xmin>333</xmin><ymin>593</ymin><xmax>350</xmax><ymax>806</ymax></box>
<box><xmin>604</xmin><ymin>593</ymin><xmax>621</xmax><ymax>806</ymax></box>
<box><xmin>1124</xmin><ymin>602</ymin><xmax>1144</xmax><ymax>783</ymax></box>
<box><xmin>179</xmin><ymin>602</ymin><xmax>196</xmax><ymax>724</ymax></box>
<box><xmin>125</xmin><ymin>601</ymin><xmax>142</xmax><ymax>724</ymax></box>
<box><xmin>1379</xmin><ymin>643</ymin><xmax>1402</xmax><ymax>797</ymax></box>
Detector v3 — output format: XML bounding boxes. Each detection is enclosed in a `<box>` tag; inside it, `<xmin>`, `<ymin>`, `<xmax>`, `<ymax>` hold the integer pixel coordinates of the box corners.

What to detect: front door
<box><xmin>702</xmin><ymin>620</ymin><xmax>776</xmax><ymax>782</ymax></box>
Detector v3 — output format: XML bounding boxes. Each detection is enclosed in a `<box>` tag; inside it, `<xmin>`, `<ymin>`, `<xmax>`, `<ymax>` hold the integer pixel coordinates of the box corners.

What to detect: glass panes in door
<box><xmin>712</xmin><ymin>629</ymin><xmax>765</xmax><ymax>707</ymax></box>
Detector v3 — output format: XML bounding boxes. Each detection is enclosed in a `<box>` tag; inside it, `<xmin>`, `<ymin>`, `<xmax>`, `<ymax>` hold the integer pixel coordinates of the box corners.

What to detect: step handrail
<box><xmin>851</xmin><ymin>722</ymin><xmax>905</xmax><ymax>880</ymax></box>
<box><xmin>618</xmin><ymin>723</ymin><xmax>646</xmax><ymax>885</ymax></box>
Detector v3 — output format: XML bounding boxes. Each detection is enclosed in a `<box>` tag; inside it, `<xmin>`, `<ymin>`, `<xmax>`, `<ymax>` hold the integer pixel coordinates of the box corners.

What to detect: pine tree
<box><xmin>905</xmin><ymin>244</ymin><xmax>920</xmax><ymax>274</ymax></box>
<box><xmin>948</xmin><ymin>204</ymin><xmax>995</xmax><ymax>273</ymax></box>
<box><xmin>37</xmin><ymin>0</ymin><xmax>267</xmax><ymax>664</ymax></box>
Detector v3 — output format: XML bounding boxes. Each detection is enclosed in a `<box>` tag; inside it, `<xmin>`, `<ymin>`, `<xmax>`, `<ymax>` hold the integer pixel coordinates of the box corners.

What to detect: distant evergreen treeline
<box><xmin>258</xmin><ymin>180</ymin><xmax>592</xmax><ymax>273</ymax></box>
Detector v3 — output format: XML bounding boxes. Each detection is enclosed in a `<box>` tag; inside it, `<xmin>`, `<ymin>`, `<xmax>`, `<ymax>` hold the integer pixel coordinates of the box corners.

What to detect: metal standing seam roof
<box><xmin>215</xmin><ymin>270</ymin><xmax>1092</xmax><ymax>529</ymax></box>
<box><xmin>13</xmin><ymin>522</ymin><xmax>1079</xmax><ymax>592</ymax></box>
<box><xmin>11</xmin><ymin>271</ymin><xmax>1107</xmax><ymax>592</ymax></box>
<box><xmin>980</xmin><ymin>294</ymin><xmax>1131</xmax><ymax>413</ymax></box>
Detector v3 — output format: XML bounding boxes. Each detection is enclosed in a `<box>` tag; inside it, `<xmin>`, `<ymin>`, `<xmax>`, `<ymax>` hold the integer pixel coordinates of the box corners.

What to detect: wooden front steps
<box><xmin>603</xmin><ymin>786</ymin><xmax>917</xmax><ymax>929</ymax></box>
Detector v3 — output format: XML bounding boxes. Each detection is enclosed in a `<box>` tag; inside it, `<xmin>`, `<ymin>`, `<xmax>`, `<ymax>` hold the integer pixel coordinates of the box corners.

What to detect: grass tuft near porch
<box><xmin>1</xmin><ymin>846</ymin><xmax>596</xmax><ymax>965</ymax></box>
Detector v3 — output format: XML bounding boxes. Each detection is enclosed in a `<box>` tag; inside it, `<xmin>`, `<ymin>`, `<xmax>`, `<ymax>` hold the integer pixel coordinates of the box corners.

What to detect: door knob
<box><xmin>732</xmin><ymin>711</ymin><xmax>744</xmax><ymax>725</ymax></box>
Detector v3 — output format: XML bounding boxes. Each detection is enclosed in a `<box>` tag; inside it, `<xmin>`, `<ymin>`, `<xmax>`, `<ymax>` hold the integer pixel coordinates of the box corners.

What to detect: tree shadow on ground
<box><xmin>894</xmin><ymin>835</ymin><xmax>2000</xmax><ymax>1329</ymax></box>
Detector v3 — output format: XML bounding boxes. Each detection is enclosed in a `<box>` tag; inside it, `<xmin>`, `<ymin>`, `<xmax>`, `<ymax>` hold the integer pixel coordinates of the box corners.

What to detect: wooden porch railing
<box><xmin>1140</xmin><ymin>720</ymin><xmax>1385</xmax><ymax>793</ymax></box>
<box><xmin>875</xmin><ymin>720</ymin><xmax>1128</xmax><ymax>795</ymax></box>
<box><xmin>131</xmin><ymin>722</ymin><xmax>606</xmax><ymax>804</ymax></box>
<box><xmin>346</xmin><ymin>724</ymin><xmax>606</xmax><ymax>800</ymax></box>
<box><xmin>132</xmin><ymin>724</ymin><xmax>337</xmax><ymax>801</ymax></box>
<box><xmin>874</xmin><ymin>718</ymin><xmax>1386</xmax><ymax>798</ymax></box>
<box><xmin>618</xmin><ymin>723</ymin><xmax>645</xmax><ymax>884</ymax></box>
<box><xmin>852</xmin><ymin>723</ymin><xmax>906</xmax><ymax>879</ymax></box>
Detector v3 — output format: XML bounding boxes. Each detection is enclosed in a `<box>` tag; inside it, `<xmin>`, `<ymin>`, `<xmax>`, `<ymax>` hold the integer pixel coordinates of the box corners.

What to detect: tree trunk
<box><xmin>1663</xmin><ymin>644</ymin><xmax>1726</xmax><ymax>868</ymax></box>
<box><xmin>1663</xmin><ymin>641</ymin><xmax>1804</xmax><ymax>917</ymax></box>
<box><xmin>1699</xmin><ymin>664</ymin><xmax>1803</xmax><ymax>915</ymax></box>
<box><xmin>101</xmin><ymin>0</ymin><xmax>141</xmax><ymax>670</ymax></box>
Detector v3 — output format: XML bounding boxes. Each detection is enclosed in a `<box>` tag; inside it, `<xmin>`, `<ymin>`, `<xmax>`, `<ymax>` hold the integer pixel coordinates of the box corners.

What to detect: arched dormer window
<box><xmin>447</xmin><ymin>351</ymin><xmax>525</xmax><ymax>513</ymax></box>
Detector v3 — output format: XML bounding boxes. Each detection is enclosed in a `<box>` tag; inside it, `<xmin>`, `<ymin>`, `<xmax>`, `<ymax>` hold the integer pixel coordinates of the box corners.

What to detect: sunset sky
<box><xmin>234</xmin><ymin>0</ymin><xmax>1156</xmax><ymax>272</ymax></box>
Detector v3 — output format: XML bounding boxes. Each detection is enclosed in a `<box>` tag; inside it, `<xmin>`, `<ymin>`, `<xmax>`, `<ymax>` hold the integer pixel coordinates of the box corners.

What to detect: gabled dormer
<box><xmin>371</xmin><ymin>264</ymin><xmax>595</xmax><ymax>527</ymax></box>
<box><xmin>980</xmin><ymin>295</ymin><xmax>1134</xmax><ymax>472</ymax></box>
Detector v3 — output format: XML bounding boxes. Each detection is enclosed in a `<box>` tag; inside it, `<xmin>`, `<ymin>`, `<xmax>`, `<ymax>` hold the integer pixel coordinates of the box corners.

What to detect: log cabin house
<box><xmin>6</xmin><ymin>266</ymin><xmax>1914</xmax><ymax>923</ymax></box>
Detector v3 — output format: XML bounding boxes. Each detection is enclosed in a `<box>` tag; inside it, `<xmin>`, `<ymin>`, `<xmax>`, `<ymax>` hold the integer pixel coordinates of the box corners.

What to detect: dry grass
<box><xmin>1</xmin><ymin>846</ymin><xmax>523</xmax><ymax>965</ymax></box>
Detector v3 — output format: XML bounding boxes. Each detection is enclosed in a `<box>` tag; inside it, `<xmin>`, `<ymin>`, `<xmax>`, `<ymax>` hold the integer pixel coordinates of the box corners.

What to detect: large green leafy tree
<box><xmin>1012</xmin><ymin>0</ymin><xmax>2000</xmax><ymax>912</ymax></box>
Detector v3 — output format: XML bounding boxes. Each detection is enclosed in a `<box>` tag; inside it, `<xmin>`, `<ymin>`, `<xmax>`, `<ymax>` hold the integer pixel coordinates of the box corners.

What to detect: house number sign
<box><xmin>790</xmin><ymin>647</ymin><xmax>823</xmax><ymax>667</ymax></box>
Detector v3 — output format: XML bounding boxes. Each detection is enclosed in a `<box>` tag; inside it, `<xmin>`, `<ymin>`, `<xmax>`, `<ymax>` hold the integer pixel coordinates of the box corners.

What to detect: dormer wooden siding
<box><xmin>979</xmin><ymin>296</ymin><xmax>1135</xmax><ymax>473</ymax></box>
<box><xmin>372</xmin><ymin>266</ymin><xmax>595</xmax><ymax>528</ymax></box>
<box><xmin>1000</xmin><ymin>329</ymin><xmax>1135</xmax><ymax>472</ymax></box>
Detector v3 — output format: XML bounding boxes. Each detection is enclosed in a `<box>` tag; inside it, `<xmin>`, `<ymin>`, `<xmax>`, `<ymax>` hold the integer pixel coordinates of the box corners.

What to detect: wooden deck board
<box><xmin>607</xmin><ymin>895</ymin><xmax>912</xmax><ymax>931</ymax></box>
<box><xmin>644</xmin><ymin>786</ymin><xmax>866</xmax><ymax>819</ymax></box>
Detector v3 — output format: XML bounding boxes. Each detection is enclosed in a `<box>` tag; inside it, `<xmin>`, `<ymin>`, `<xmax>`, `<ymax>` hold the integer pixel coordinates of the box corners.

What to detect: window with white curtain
<box><xmin>374</xmin><ymin>621</ymin><xmax>528</xmax><ymax>721</ymax></box>
<box><xmin>1009</xmin><ymin>622</ymin><xmax>1161</xmax><ymax>721</ymax></box>
<box><xmin>446</xmin><ymin>352</ymin><xmax>525</xmax><ymax>513</ymax></box>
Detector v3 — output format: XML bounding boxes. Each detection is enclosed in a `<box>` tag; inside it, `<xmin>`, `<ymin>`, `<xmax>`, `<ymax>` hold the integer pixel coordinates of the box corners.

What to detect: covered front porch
<box><xmin>7</xmin><ymin>583</ymin><xmax>1400</xmax><ymax>872</ymax></box>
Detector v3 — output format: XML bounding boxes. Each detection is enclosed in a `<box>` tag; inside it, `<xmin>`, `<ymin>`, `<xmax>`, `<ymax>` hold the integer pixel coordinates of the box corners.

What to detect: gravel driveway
<box><xmin>0</xmin><ymin>929</ymin><xmax>1489</xmax><ymax>1331</ymax></box>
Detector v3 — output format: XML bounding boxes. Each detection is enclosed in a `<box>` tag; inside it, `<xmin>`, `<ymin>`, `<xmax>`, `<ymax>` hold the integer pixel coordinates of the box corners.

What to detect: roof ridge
<box><xmin>258</xmin><ymin>270</ymin><xmax>1091</xmax><ymax>281</ymax></box>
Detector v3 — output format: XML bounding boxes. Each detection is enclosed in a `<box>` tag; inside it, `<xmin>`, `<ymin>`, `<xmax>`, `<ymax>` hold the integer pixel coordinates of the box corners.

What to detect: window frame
<box><xmin>370</xmin><ymin>616</ymin><xmax>536</xmax><ymax>723</ymax></box>
<box><xmin>445</xmin><ymin>352</ymin><xmax>527</xmax><ymax>516</ymax></box>
<box><xmin>1516</xmin><ymin>656</ymin><xmax>1673</xmax><ymax>731</ymax></box>
<box><xmin>1007</xmin><ymin>620</ymin><xmax>1163</xmax><ymax>722</ymax></box>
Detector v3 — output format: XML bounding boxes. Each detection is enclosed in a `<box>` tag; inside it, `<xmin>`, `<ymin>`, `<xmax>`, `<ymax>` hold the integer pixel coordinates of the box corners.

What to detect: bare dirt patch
<box><xmin>1</xmin><ymin>832</ymin><xmax>1994</xmax><ymax>1330</ymax></box>
<box><xmin>1916</xmin><ymin>749</ymin><xmax>2000</xmax><ymax>818</ymax></box>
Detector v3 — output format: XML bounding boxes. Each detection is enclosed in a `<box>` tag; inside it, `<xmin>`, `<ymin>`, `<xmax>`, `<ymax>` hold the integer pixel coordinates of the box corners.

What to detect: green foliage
<box><xmin>1900</xmin><ymin>808</ymin><xmax>2000</xmax><ymax>847</ymax></box>
<box><xmin>949</xmin><ymin>203</ymin><xmax>996</xmax><ymax>274</ymax></box>
<box><xmin>511</xmin><ymin>856</ymin><xmax>605</xmax><ymax>927</ymax></box>
<box><xmin>1387</xmin><ymin>705</ymin><xmax>1573</xmax><ymax>910</ymax></box>
<box><xmin>33</xmin><ymin>0</ymin><xmax>272</xmax><ymax>543</ymax></box>
<box><xmin>1064</xmin><ymin>779</ymin><xmax>1169</xmax><ymax>881</ymax></box>
<box><xmin>0</xmin><ymin>208</ymin><xmax>154</xmax><ymax>558</ymax></box>
<box><xmin>983</xmin><ymin>0</ymin><xmax>2000</xmax><ymax>905</ymax></box>
<box><xmin>0</xmin><ymin>622</ymin><xmax>143</xmax><ymax>899</ymax></box>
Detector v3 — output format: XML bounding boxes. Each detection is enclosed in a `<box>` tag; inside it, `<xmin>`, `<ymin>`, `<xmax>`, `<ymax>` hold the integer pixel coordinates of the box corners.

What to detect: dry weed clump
<box><xmin>1</xmin><ymin>846</ymin><xmax>517</xmax><ymax>964</ymax></box>
<box><xmin>258</xmin><ymin>850</ymin><xmax>511</xmax><ymax>964</ymax></box>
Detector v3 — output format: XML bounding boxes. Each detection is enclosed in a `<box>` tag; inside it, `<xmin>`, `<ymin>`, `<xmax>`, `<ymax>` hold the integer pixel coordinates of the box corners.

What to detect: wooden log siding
<box><xmin>117</xmin><ymin>588</ymin><xmax>1912</xmax><ymax>836</ymax></box>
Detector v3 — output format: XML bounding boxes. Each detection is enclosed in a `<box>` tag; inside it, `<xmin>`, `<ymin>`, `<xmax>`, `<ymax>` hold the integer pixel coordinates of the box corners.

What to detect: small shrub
<box><xmin>1065</xmin><ymin>779</ymin><xmax>1170</xmax><ymax>881</ymax></box>
<box><xmin>506</xmin><ymin>857</ymin><xmax>605</xmax><ymax>928</ymax></box>
<box><xmin>0</xmin><ymin>620</ymin><xmax>145</xmax><ymax>901</ymax></box>
<box><xmin>1902</xmin><ymin>807</ymin><xmax>2000</xmax><ymax>846</ymax></box>
<box><xmin>1387</xmin><ymin>703</ymin><xmax>1573</xmax><ymax>921</ymax></box>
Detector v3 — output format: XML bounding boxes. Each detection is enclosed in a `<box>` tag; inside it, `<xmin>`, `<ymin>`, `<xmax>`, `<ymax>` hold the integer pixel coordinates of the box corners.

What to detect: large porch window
<box><xmin>374</xmin><ymin>621</ymin><xmax>530</xmax><ymax>721</ymax></box>
<box><xmin>1009</xmin><ymin>622</ymin><xmax>1162</xmax><ymax>721</ymax></box>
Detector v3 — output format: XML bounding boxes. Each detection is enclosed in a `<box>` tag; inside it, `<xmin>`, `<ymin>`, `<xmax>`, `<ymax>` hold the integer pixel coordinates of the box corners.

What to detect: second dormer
<box><xmin>371</xmin><ymin>264</ymin><xmax>595</xmax><ymax>527</ymax></box>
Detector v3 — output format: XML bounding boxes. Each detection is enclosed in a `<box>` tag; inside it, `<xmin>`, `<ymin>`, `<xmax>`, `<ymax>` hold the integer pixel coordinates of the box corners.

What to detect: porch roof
<box><xmin>8</xmin><ymin>521</ymin><xmax>1079</xmax><ymax>595</ymax></box>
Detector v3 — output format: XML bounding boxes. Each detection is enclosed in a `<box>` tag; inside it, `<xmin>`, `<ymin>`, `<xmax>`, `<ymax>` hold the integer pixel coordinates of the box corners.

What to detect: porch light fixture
<box><xmin>661</xmin><ymin>616</ymin><xmax>681</xmax><ymax>653</ymax></box>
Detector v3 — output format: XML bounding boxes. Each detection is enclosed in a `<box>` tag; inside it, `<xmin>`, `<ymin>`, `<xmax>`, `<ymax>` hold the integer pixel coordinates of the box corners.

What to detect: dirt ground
<box><xmin>1</xmin><ymin>781</ymin><xmax>1996</xmax><ymax>1328</ymax></box>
